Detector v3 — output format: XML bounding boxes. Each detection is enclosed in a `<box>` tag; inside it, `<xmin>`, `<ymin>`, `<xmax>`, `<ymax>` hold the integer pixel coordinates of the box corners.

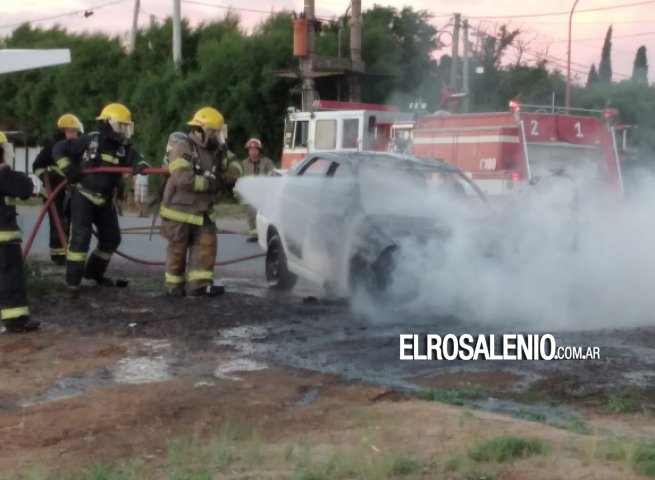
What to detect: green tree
<box><xmin>586</xmin><ymin>63</ymin><xmax>599</xmax><ymax>87</ymax></box>
<box><xmin>469</xmin><ymin>24</ymin><xmax>521</xmax><ymax>111</ymax></box>
<box><xmin>598</xmin><ymin>25</ymin><xmax>613</xmax><ymax>84</ymax></box>
<box><xmin>314</xmin><ymin>5</ymin><xmax>439</xmax><ymax>106</ymax></box>
<box><xmin>631</xmin><ymin>46</ymin><xmax>648</xmax><ymax>85</ymax></box>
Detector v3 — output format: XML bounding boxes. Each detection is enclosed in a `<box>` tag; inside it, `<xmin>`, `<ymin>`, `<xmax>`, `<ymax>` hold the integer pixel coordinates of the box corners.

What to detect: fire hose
<box><xmin>22</xmin><ymin>166</ymin><xmax>265</xmax><ymax>267</ymax></box>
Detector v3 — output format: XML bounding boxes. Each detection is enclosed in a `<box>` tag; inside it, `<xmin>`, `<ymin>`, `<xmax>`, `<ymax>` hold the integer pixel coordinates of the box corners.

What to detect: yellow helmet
<box><xmin>57</xmin><ymin>113</ymin><xmax>84</xmax><ymax>133</ymax></box>
<box><xmin>96</xmin><ymin>103</ymin><xmax>133</xmax><ymax>123</ymax></box>
<box><xmin>96</xmin><ymin>103</ymin><xmax>134</xmax><ymax>139</ymax></box>
<box><xmin>187</xmin><ymin>107</ymin><xmax>224</xmax><ymax>130</ymax></box>
<box><xmin>0</xmin><ymin>132</ymin><xmax>13</xmax><ymax>162</ymax></box>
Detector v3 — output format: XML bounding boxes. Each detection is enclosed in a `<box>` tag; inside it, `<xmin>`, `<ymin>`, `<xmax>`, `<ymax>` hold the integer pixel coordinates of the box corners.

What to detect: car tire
<box><xmin>349</xmin><ymin>253</ymin><xmax>378</xmax><ymax>298</ymax></box>
<box><xmin>266</xmin><ymin>233</ymin><xmax>297</xmax><ymax>290</ymax></box>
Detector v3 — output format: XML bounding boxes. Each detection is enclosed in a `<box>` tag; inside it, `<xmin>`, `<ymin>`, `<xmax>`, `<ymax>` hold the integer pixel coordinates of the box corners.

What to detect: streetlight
<box><xmin>565</xmin><ymin>0</ymin><xmax>580</xmax><ymax>112</ymax></box>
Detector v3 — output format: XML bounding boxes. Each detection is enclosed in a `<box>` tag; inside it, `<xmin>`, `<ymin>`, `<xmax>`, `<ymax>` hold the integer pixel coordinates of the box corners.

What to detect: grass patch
<box><xmin>606</xmin><ymin>392</ymin><xmax>640</xmax><ymax>413</ymax></box>
<box><xmin>17</xmin><ymin>197</ymin><xmax>43</xmax><ymax>207</ymax></box>
<box><xmin>24</xmin><ymin>260</ymin><xmax>66</xmax><ymax>297</ymax></box>
<box><xmin>31</xmin><ymin>424</ymin><xmax>422</xmax><ymax>480</ymax></box>
<box><xmin>445</xmin><ymin>454</ymin><xmax>496</xmax><ymax>480</ymax></box>
<box><xmin>295</xmin><ymin>447</ymin><xmax>421</xmax><ymax>480</ymax></box>
<box><xmin>517</xmin><ymin>409</ymin><xmax>590</xmax><ymax>435</ymax></box>
<box><xmin>416</xmin><ymin>384</ymin><xmax>487</xmax><ymax>406</ymax></box>
<box><xmin>519</xmin><ymin>409</ymin><xmax>547</xmax><ymax>423</ymax></box>
<box><xmin>603</xmin><ymin>440</ymin><xmax>655</xmax><ymax>477</ymax></box>
<box><xmin>468</xmin><ymin>436</ymin><xmax>547</xmax><ymax>463</ymax></box>
<box><xmin>214</xmin><ymin>202</ymin><xmax>246</xmax><ymax>219</ymax></box>
<box><xmin>558</xmin><ymin>418</ymin><xmax>591</xmax><ymax>435</ymax></box>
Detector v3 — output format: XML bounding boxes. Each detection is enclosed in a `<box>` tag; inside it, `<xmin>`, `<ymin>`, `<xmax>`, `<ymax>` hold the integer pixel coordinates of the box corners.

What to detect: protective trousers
<box><xmin>0</xmin><ymin>243</ymin><xmax>30</xmax><ymax>329</ymax></box>
<box><xmin>66</xmin><ymin>189</ymin><xmax>121</xmax><ymax>286</ymax></box>
<box><xmin>245</xmin><ymin>204</ymin><xmax>257</xmax><ymax>234</ymax></box>
<box><xmin>43</xmin><ymin>185</ymin><xmax>69</xmax><ymax>263</ymax></box>
<box><xmin>162</xmin><ymin>219</ymin><xmax>217</xmax><ymax>293</ymax></box>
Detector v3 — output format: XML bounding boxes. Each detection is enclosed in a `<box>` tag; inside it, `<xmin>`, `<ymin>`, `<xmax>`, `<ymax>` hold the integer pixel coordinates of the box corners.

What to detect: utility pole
<box><xmin>150</xmin><ymin>14</ymin><xmax>156</xmax><ymax>27</ymax></box>
<box><xmin>127</xmin><ymin>0</ymin><xmax>140</xmax><ymax>54</ymax></box>
<box><xmin>462</xmin><ymin>18</ymin><xmax>470</xmax><ymax>113</ymax></box>
<box><xmin>172</xmin><ymin>0</ymin><xmax>182</xmax><ymax>71</ymax></box>
<box><xmin>565</xmin><ymin>0</ymin><xmax>580</xmax><ymax>112</ymax></box>
<box><xmin>349</xmin><ymin>0</ymin><xmax>362</xmax><ymax>102</ymax></box>
<box><xmin>301</xmin><ymin>0</ymin><xmax>315</xmax><ymax>111</ymax></box>
<box><xmin>450</xmin><ymin>13</ymin><xmax>461</xmax><ymax>88</ymax></box>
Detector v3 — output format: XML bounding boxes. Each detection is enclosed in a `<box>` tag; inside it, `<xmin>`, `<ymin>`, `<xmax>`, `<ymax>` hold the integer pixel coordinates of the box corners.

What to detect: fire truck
<box><xmin>403</xmin><ymin>101</ymin><xmax>624</xmax><ymax>199</ymax></box>
<box><xmin>281</xmin><ymin>100</ymin><xmax>413</xmax><ymax>169</ymax></box>
<box><xmin>281</xmin><ymin>99</ymin><xmax>624</xmax><ymax>200</ymax></box>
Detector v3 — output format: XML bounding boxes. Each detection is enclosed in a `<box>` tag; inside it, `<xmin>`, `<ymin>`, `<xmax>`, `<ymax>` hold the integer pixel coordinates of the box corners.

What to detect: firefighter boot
<box><xmin>51</xmin><ymin>256</ymin><xmax>66</xmax><ymax>266</ymax></box>
<box><xmin>188</xmin><ymin>283</ymin><xmax>225</xmax><ymax>297</ymax></box>
<box><xmin>84</xmin><ymin>249</ymin><xmax>113</xmax><ymax>286</ymax></box>
<box><xmin>3</xmin><ymin>316</ymin><xmax>41</xmax><ymax>333</ymax></box>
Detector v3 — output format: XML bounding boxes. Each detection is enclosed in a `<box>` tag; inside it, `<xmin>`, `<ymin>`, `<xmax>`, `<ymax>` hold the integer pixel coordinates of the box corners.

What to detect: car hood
<box><xmin>361</xmin><ymin>214</ymin><xmax>453</xmax><ymax>245</ymax></box>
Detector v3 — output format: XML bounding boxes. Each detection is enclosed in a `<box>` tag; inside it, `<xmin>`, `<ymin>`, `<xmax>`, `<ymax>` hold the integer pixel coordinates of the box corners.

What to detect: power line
<box><xmin>516</xmin><ymin>19</ymin><xmax>655</xmax><ymax>25</ymax></box>
<box><xmin>467</xmin><ymin>0</ymin><xmax>655</xmax><ymax>20</ymax></box>
<box><xmin>0</xmin><ymin>0</ymin><xmax>129</xmax><ymax>31</ymax></box>
<box><xmin>466</xmin><ymin>23</ymin><xmax>632</xmax><ymax>79</ymax></box>
<box><xmin>550</xmin><ymin>30</ymin><xmax>655</xmax><ymax>43</ymax></box>
<box><xmin>181</xmin><ymin>0</ymin><xmax>278</xmax><ymax>15</ymax></box>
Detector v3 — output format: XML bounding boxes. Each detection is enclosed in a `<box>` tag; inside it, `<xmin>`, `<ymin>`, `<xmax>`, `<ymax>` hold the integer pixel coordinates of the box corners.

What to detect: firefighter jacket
<box><xmin>160</xmin><ymin>131</ymin><xmax>241</xmax><ymax>226</ymax></box>
<box><xmin>241</xmin><ymin>156</ymin><xmax>275</xmax><ymax>177</ymax></box>
<box><xmin>52</xmin><ymin>132</ymin><xmax>147</xmax><ymax>207</ymax></box>
<box><xmin>0</xmin><ymin>167</ymin><xmax>33</xmax><ymax>243</ymax></box>
<box><xmin>32</xmin><ymin>134</ymin><xmax>66</xmax><ymax>196</ymax></box>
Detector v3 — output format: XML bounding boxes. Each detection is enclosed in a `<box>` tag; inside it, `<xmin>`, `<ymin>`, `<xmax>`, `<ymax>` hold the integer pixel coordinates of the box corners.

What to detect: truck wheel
<box><xmin>266</xmin><ymin>234</ymin><xmax>297</xmax><ymax>290</ymax></box>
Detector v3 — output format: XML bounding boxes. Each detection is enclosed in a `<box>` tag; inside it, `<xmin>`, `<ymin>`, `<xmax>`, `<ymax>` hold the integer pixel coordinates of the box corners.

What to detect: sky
<box><xmin>1</xmin><ymin>0</ymin><xmax>654</xmax><ymax>86</ymax></box>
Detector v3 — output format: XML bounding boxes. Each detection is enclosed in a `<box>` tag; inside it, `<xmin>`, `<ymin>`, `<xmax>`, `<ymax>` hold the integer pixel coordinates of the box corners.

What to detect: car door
<box><xmin>280</xmin><ymin>156</ymin><xmax>333</xmax><ymax>266</ymax></box>
<box><xmin>303</xmin><ymin>160</ymin><xmax>358</xmax><ymax>288</ymax></box>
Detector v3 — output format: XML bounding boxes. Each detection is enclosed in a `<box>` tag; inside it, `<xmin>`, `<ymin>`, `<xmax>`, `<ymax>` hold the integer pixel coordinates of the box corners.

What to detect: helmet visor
<box><xmin>109</xmin><ymin>120</ymin><xmax>134</xmax><ymax>139</ymax></box>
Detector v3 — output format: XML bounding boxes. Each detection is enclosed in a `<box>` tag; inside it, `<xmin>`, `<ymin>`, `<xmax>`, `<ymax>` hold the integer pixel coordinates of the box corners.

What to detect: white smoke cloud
<box><xmin>236</xmin><ymin>163</ymin><xmax>655</xmax><ymax>331</ymax></box>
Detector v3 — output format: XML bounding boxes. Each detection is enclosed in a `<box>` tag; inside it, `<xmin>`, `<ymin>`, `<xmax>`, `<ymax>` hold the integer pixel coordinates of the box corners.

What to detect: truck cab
<box><xmin>281</xmin><ymin>100</ymin><xmax>414</xmax><ymax>170</ymax></box>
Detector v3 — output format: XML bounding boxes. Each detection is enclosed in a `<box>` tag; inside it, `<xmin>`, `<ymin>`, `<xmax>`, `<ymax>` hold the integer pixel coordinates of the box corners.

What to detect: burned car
<box><xmin>252</xmin><ymin>152</ymin><xmax>487</xmax><ymax>301</ymax></box>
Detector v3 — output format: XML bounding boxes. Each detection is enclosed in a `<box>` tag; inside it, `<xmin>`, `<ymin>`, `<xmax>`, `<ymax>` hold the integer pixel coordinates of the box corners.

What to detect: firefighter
<box><xmin>159</xmin><ymin>107</ymin><xmax>242</xmax><ymax>297</ymax></box>
<box><xmin>240</xmin><ymin>138</ymin><xmax>275</xmax><ymax>242</ymax></box>
<box><xmin>32</xmin><ymin>113</ymin><xmax>84</xmax><ymax>265</ymax></box>
<box><xmin>52</xmin><ymin>103</ymin><xmax>149</xmax><ymax>292</ymax></box>
<box><xmin>0</xmin><ymin>132</ymin><xmax>40</xmax><ymax>333</ymax></box>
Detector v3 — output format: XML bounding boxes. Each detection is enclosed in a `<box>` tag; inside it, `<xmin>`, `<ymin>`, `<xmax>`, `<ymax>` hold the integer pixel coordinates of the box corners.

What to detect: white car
<box><xmin>252</xmin><ymin>151</ymin><xmax>487</xmax><ymax>300</ymax></box>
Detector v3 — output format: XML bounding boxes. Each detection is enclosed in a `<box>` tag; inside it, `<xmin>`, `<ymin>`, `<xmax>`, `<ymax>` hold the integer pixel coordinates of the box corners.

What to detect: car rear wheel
<box><xmin>266</xmin><ymin>233</ymin><xmax>297</xmax><ymax>290</ymax></box>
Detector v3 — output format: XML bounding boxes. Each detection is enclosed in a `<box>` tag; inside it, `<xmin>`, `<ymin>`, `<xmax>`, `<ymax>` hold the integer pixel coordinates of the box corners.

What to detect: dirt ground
<box><xmin>1</xmin><ymin>262</ymin><xmax>654</xmax><ymax>479</ymax></box>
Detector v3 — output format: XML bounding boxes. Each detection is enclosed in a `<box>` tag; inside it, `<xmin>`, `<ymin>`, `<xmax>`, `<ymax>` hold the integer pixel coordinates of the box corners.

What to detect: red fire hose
<box><xmin>23</xmin><ymin>166</ymin><xmax>265</xmax><ymax>267</ymax></box>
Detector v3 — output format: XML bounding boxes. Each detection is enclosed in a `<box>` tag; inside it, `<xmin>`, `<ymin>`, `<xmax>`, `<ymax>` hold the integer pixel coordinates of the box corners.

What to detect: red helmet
<box><xmin>245</xmin><ymin>138</ymin><xmax>262</xmax><ymax>150</ymax></box>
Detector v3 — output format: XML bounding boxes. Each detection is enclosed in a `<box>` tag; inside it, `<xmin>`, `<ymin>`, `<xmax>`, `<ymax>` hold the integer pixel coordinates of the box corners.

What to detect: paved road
<box><xmin>18</xmin><ymin>205</ymin><xmax>266</xmax><ymax>278</ymax></box>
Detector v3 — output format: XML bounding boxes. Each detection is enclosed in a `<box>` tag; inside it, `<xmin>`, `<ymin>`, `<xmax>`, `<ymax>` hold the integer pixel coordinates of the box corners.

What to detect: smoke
<box><xmin>236</xmin><ymin>163</ymin><xmax>655</xmax><ymax>331</ymax></box>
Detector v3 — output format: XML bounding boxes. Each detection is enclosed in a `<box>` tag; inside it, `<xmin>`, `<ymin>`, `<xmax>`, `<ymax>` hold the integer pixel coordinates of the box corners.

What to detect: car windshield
<box><xmin>357</xmin><ymin>161</ymin><xmax>476</xmax><ymax>217</ymax></box>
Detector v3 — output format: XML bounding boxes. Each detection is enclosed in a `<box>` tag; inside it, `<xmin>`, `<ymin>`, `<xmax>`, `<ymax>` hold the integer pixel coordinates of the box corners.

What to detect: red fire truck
<box><xmin>395</xmin><ymin>102</ymin><xmax>624</xmax><ymax>199</ymax></box>
<box><xmin>281</xmin><ymin>100</ymin><xmax>624</xmax><ymax>201</ymax></box>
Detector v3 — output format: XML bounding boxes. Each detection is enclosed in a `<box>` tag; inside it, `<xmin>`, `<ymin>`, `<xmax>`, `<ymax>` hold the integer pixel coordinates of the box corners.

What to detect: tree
<box><xmin>587</xmin><ymin>64</ymin><xmax>599</xmax><ymax>87</ymax></box>
<box><xmin>598</xmin><ymin>25</ymin><xmax>613</xmax><ymax>84</ymax></box>
<box><xmin>632</xmin><ymin>46</ymin><xmax>648</xmax><ymax>84</ymax></box>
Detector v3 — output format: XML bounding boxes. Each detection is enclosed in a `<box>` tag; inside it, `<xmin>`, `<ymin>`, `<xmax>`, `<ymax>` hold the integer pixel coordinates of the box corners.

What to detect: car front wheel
<box><xmin>266</xmin><ymin>233</ymin><xmax>297</xmax><ymax>290</ymax></box>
